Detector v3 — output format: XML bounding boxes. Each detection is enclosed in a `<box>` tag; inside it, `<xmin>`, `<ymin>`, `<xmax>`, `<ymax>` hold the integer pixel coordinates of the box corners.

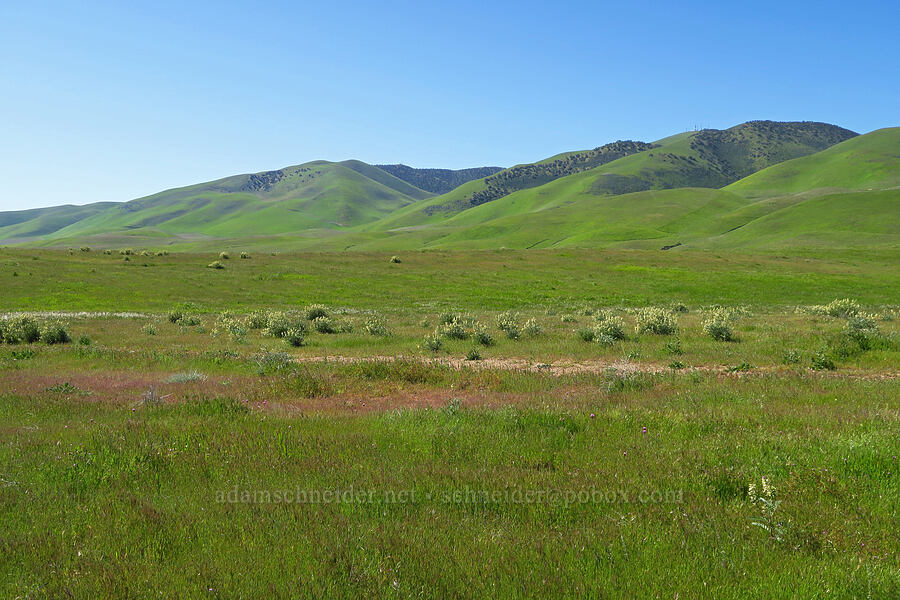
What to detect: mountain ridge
<box><xmin>0</xmin><ymin>120</ymin><xmax>894</xmax><ymax>253</ymax></box>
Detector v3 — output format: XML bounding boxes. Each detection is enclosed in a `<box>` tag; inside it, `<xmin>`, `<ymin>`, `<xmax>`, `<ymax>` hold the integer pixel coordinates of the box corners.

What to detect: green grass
<box><xmin>2</xmin><ymin>247</ymin><xmax>899</xmax><ymax>312</ymax></box>
<box><xmin>2</xmin><ymin>369</ymin><xmax>898</xmax><ymax>597</ymax></box>
<box><xmin>1</xmin><ymin>247</ymin><xmax>898</xmax><ymax>597</ymax></box>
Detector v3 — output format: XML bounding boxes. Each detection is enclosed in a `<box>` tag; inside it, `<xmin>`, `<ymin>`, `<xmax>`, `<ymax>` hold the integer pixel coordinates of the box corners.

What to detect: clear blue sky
<box><xmin>1</xmin><ymin>0</ymin><xmax>897</xmax><ymax>211</ymax></box>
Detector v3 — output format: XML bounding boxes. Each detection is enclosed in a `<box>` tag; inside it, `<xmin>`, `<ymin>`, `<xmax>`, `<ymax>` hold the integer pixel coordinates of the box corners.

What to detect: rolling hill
<box><xmin>368</xmin><ymin>121</ymin><xmax>858</xmax><ymax>231</ymax></box>
<box><xmin>725</xmin><ymin>127</ymin><xmax>900</xmax><ymax>198</ymax></box>
<box><xmin>0</xmin><ymin>160</ymin><xmax>437</xmax><ymax>246</ymax></box>
<box><xmin>0</xmin><ymin>121</ymin><xmax>895</xmax><ymax>253</ymax></box>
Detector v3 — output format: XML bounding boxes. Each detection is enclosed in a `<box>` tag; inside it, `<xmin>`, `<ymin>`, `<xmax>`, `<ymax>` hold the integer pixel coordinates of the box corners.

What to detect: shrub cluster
<box><xmin>363</xmin><ymin>315</ymin><xmax>388</xmax><ymax>336</ymax></box>
<box><xmin>497</xmin><ymin>311</ymin><xmax>521</xmax><ymax>339</ymax></box>
<box><xmin>168</xmin><ymin>308</ymin><xmax>203</xmax><ymax>327</ymax></box>
<box><xmin>304</xmin><ymin>304</ymin><xmax>329</xmax><ymax>320</ymax></box>
<box><xmin>472</xmin><ymin>324</ymin><xmax>494</xmax><ymax>347</ymax></box>
<box><xmin>702</xmin><ymin>307</ymin><xmax>737</xmax><ymax>341</ymax></box>
<box><xmin>264</xmin><ymin>311</ymin><xmax>306</xmax><ymax>339</ymax></box>
<box><xmin>634</xmin><ymin>307</ymin><xmax>678</xmax><ymax>335</ymax></box>
<box><xmin>212</xmin><ymin>312</ymin><xmax>249</xmax><ymax>341</ymax></box>
<box><xmin>593</xmin><ymin>316</ymin><xmax>626</xmax><ymax>341</ymax></box>
<box><xmin>0</xmin><ymin>316</ymin><xmax>71</xmax><ymax>345</ymax></box>
<box><xmin>422</xmin><ymin>334</ymin><xmax>442</xmax><ymax>352</ymax></box>
<box><xmin>437</xmin><ymin>317</ymin><xmax>470</xmax><ymax>340</ymax></box>
<box><xmin>312</xmin><ymin>316</ymin><xmax>337</xmax><ymax>334</ymax></box>
<box><xmin>522</xmin><ymin>318</ymin><xmax>543</xmax><ymax>337</ymax></box>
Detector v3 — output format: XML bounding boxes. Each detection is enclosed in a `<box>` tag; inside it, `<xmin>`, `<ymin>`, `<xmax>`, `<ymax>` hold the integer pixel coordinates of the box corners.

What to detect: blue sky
<box><xmin>1</xmin><ymin>0</ymin><xmax>897</xmax><ymax>211</ymax></box>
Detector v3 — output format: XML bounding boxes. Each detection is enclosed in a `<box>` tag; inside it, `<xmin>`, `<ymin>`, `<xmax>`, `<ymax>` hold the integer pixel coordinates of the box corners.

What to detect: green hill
<box><xmin>370</xmin><ymin>121</ymin><xmax>857</xmax><ymax>231</ymax></box>
<box><xmin>0</xmin><ymin>202</ymin><xmax>116</xmax><ymax>242</ymax></box>
<box><xmin>1</xmin><ymin>120</ymin><xmax>895</xmax><ymax>254</ymax></box>
<box><xmin>725</xmin><ymin>127</ymin><xmax>900</xmax><ymax>198</ymax></box>
<box><xmin>0</xmin><ymin>160</ymin><xmax>434</xmax><ymax>245</ymax></box>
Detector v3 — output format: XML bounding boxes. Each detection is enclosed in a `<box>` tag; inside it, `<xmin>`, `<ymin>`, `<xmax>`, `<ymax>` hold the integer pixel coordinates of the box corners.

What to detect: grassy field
<box><xmin>1</xmin><ymin>248</ymin><xmax>898</xmax><ymax>597</ymax></box>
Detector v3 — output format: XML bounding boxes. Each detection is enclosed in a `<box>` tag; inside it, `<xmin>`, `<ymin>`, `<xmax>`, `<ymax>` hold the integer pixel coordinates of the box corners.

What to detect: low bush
<box><xmin>240</xmin><ymin>252</ymin><xmax>250</xmax><ymax>259</ymax></box>
<box><xmin>635</xmin><ymin>307</ymin><xmax>678</xmax><ymax>335</ymax></box>
<box><xmin>247</xmin><ymin>310</ymin><xmax>269</xmax><ymax>329</ymax></box>
<box><xmin>312</xmin><ymin>316</ymin><xmax>337</xmax><ymax>334</ymax></box>
<box><xmin>437</xmin><ymin>317</ymin><xmax>469</xmax><ymax>340</ymax></box>
<box><xmin>212</xmin><ymin>313</ymin><xmax>249</xmax><ymax>341</ymax></box>
<box><xmin>702</xmin><ymin>308</ymin><xmax>737</xmax><ymax>341</ymax></box>
<box><xmin>2</xmin><ymin>316</ymin><xmax>41</xmax><ymax>344</ymax></box>
<box><xmin>141</xmin><ymin>323</ymin><xmax>158</xmax><ymax>336</ymax></box>
<box><xmin>389</xmin><ymin>256</ymin><xmax>401</xmax><ymax>263</ymax></box>
<box><xmin>363</xmin><ymin>315</ymin><xmax>388</xmax><ymax>336</ymax></box>
<box><xmin>593</xmin><ymin>316</ymin><xmax>626</xmax><ymax>341</ymax></box>
<box><xmin>219</xmin><ymin>251</ymin><xmax>230</xmax><ymax>260</ymax></box>
<box><xmin>576</xmin><ymin>327</ymin><xmax>595</xmax><ymax>342</ymax></box>
<box><xmin>252</xmin><ymin>350</ymin><xmax>294</xmax><ymax>375</ymax></box>
<box><xmin>811</xmin><ymin>349</ymin><xmax>836</xmax><ymax>371</ymax></box>
<box><xmin>181</xmin><ymin>314</ymin><xmax>203</xmax><ymax>327</ymax></box>
<box><xmin>167</xmin><ymin>309</ymin><xmax>184</xmax><ymax>324</ymax></box>
<box><xmin>595</xmin><ymin>333</ymin><xmax>618</xmax><ymax>347</ymax></box>
<box><xmin>497</xmin><ymin>311</ymin><xmax>521</xmax><ymax>340</ymax></box>
<box><xmin>304</xmin><ymin>304</ymin><xmax>329</xmax><ymax>320</ymax></box>
<box><xmin>523</xmin><ymin>318</ymin><xmax>543</xmax><ymax>337</ymax></box>
<box><xmin>438</xmin><ymin>312</ymin><xmax>460</xmax><ymax>326</ymax></box>
<box><xmin>703</xmin><ymin>319</ymin><xmax>733</xmax><ymax>342</ymax></box>
<box><xmin>422</xmin><ymin>334</ymin><xmax>442</xmax><ymax>352</ymax></box>
<box><xmin>285</xmin><ymin>328</ymin><xmax>305</xmax><ymax>347</ymax></box>
<box><xmin>824</xmin><ymin>298</ymin><xmax>860</xmax><ymax>318</ymax></box>
<box><xmin>265</xmin><ymin>311</ymin><xmax>305</xmax><ymax>338</ymax></box>
<box><xmin>207</xmin><ymin>261</ymin><xmax>225</xmax><ymax>270</ymax></box>
<box><xmin>40</xmin><ymin>320</ymin><xmax>71</xmax><ymax>345</ymax></box>
<box><xmin>166</xmin><ymin>371</ymin><xmax>207</xmax><ymax>383</ymax></box>
<box><xmin>472</xmin><ymin>324</ymin><xmax>494</xmax><ymax>346</ymax></box>
<box><xmin>465</xmin><ymin>347</ymin><xmax>482</xmax><ymax>361</ymax></box>
<box><xmin>782</xmin><ymin>349</ymin><xmax>802</xmax><ymax>365</ymax></box>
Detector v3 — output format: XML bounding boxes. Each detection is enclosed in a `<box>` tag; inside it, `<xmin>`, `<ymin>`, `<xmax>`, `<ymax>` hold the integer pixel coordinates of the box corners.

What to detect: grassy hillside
<box><xmin>0</xmin><ymin>161</ymin><xmax>433</xmax><ymax>245</ymax></box>
<box><xmin>374</xmin><ymin>164</ymin><xmax>504</xmax><ymax>194</ymax></box>
<box><xmin>725</xmin><ymin>127</ymin><xmax>900</xmax><ymax>198</ymax></box>
<box><xmin>0</xmin><ymin>202</ymin><xmax>116</xmax><ymax>242</ymax></box>
<box><xmin>371</xmin><ymin>121</ymin><xmax>857</xmax><ymax>231</ymax></box>
<box><xmin>2</xmin><ymin>120</ymin><xmax>893</xmax><ymax>254</ymax></box>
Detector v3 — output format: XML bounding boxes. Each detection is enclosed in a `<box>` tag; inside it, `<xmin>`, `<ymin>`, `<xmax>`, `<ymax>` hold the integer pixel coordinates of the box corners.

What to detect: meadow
<box><xmin>1</xmin><ymin>247</ymin><xmax>898</xmax><ymax>598</ymax></box>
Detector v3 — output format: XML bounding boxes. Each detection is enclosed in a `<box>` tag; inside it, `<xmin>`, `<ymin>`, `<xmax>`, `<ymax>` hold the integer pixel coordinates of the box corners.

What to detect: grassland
<box><xmin>1</xmin><ymin>248</ymin><xmax>898</xmax><ymax>597</ymax></box>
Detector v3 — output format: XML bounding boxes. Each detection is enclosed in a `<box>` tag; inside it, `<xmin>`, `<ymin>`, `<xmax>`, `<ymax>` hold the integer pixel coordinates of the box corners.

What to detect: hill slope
<box><xmin>0</xmin><ymin>160</ymin><xmax>434</xmax><ymax>245</ymax></box>
<box><xmin>725</xmin><ymin>127</ymin><xmax>900</xmax><ymax>198</ymax></box>
<box><xmin>1</xmin><ymin>120</ymin><xmax>893</xmax><ymax>254</ymax></box>
<box><xmin>374</xmin><ymin>165</ymin><xmax>503</xmax><ymax>194</ymax></box>
<box><xmin>370</xmin><ymin>121</ymin><xmax>857</xmax><ymax>231</ymax></box>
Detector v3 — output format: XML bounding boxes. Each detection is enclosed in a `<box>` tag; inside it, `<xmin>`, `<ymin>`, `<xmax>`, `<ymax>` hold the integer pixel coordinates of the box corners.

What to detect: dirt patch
<box><xmin>294</xmin><ymin>354</ymin><xmax>900</xmax><ymax>381</ymax></box>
